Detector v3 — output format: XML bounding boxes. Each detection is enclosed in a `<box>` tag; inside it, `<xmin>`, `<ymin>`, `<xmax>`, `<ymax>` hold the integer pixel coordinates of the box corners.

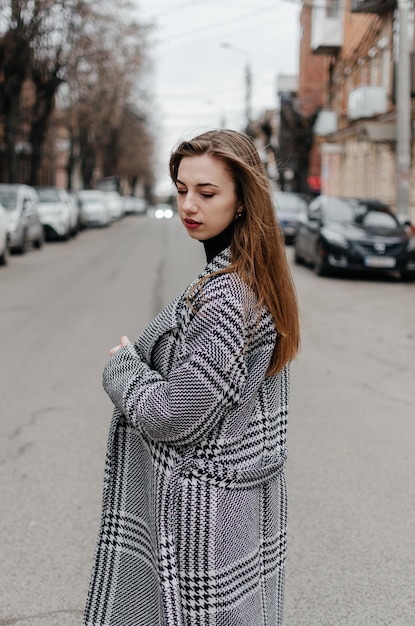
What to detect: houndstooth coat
<box><xmin>84</xmin><ymin>248</ymin><xmax>290</xmax><ymax>626</ymax></box>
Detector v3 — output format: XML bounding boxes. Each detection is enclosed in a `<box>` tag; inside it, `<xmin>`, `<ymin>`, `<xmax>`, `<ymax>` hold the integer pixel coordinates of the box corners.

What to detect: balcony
<box><xmin>313</xmin><ymin>110</ymin><xmax>338</xmax><ymax>136</ymax></box>
<box><xmin>347</xmin><ymin>86</ymin><xmax>388</xmax><ymax>120</ymax></box>
<box><xmin>351</xmin><ymin>0</ymin><xmax>396</xmax><ymax>13</ymax></box>
<box><xmin>311</xmin><ymin>2</ymin><xmax>343</xmax><ymax>55</ymax></box>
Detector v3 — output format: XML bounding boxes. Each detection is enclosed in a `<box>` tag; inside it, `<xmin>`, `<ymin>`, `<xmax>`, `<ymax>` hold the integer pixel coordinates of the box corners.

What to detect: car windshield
<box><xmin>357</xmin><ymin>210</ymin><xmax>398</xmax><ymax>228</ymax></box>
<box><xmin>324</xmin><ymin>198</ymin><xmax>355</xmax><ymax>222</ymax></box>
<box><xmin>79</xmin><ymin>192</ymin><xmax>103</xmax><ymax>201</ymax></box>
<box><xmin>0</xmin><ymin>189</ymin><xmax>18</xmax><ymax>210</ymax></box>
<box><xmin>273</xmin><ymin>193</ymin><xmax>306</xmax><ymax>214</ymax></box>
<box><xmin>36</xmin><ymin>188</ymin><xmax>61</xmax><ymax>202</ymax></box>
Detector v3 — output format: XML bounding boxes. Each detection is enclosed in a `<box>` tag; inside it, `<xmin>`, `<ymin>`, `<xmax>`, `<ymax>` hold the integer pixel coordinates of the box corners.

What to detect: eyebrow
<box><xmin>176</xmin><ymin>178</ymin><xmax>219</xmax><ymax>188</ymax></box>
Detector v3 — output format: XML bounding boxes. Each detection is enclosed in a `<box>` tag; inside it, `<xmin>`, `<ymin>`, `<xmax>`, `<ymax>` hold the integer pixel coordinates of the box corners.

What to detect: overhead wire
<box><xmin>149</xmin><ymin>1</ymin><xmax>299</xmax><ymax>44</ymax></box>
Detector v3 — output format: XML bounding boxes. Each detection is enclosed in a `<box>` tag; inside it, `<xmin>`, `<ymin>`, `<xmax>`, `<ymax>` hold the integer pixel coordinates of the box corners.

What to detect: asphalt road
<box><xmin>0</xmin><ymin>214</ymin><xmax>414</xmax><ymax>625</ymax></box>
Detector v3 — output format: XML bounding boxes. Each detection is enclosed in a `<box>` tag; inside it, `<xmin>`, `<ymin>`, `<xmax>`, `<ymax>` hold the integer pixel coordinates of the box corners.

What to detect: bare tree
<box><xmin>27</xmin><ymin>0</ymin><xmax>88</xmax><ymax>185</ymax></box>
<box><xmin>0</xmin><ymin>0</ymin><xmax>88</xmax><ymax>183</ymax></box>
<box><xmin>0</xmin><ymin>1</ymin><xmax>32</xmax><ymax>182</ymax></box>
<box><xmin>1</xmin><ymin>0</ymin><xmax>154</xmax><ymax>188</ymax></box>
<box><xmin>278</xmin><ymin>94</ymin><xmax>320</xmax><ymax>193</ymax></box>
<box><xmin>115</xmin><ymin>107</ymin><xmax>154</xmax><ymax>193</ymax></box>
<box><xmin>63</xmin><ymin>0</ymin><xmax>152</xmax><ymax>189</ymax></box>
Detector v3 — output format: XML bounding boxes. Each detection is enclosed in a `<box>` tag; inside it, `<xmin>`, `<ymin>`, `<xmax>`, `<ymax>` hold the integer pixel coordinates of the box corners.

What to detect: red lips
<box><xmin>184</xmin><ymin>218</ymin><xmax>202</xmax><ymax>230</ymax></box>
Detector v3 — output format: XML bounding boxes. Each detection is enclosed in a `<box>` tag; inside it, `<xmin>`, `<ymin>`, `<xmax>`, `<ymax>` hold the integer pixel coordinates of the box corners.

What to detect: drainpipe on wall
<box><xmin>395</xmin><ymin>0</ymin><xmax>412</xmax><ymax>221</ymax></box>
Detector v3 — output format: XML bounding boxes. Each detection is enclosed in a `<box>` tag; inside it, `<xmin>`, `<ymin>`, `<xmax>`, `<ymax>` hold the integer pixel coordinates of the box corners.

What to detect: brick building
<box><xmin>300</xmin><ymin>0</ymin><xmax>415</xmax><ymax>221</ymax></box>
<box><xmin>297</xmin><ymin>3</ymin><xmax>329</xmax><ymax>193</ymax></box>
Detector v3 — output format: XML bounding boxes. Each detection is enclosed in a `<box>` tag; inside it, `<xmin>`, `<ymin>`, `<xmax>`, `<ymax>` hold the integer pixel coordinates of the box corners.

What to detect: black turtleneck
<box><xmin>202</xmin><ymin>221</ymin><xmax>235</xmax><ymax>263</ymax></box>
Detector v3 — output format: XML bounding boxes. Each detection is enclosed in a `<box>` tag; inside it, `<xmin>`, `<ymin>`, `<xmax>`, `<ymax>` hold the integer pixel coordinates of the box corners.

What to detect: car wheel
<box><xmin>15</xmin><ymin>229</ymin><xmax>29</xmax><ymax>254</ymax></box>
<box><xmin>314</xmin><ymin>243</ymin><xmax>330</xmax><ymax>277</ymax></box>
<box><xmin>0</xmin><ymin>239</ymin><xmax>9</xmax><ymax>266</ymax></box>
<box><xmin>401</xmin><ymin>271</ymin><xmax>415</xmax><ymax>282</ymax></box>
<box><xmin>294</xmin><ymin>245</ymin><xmax>303</xmax><ymax>265</ymax></box>
<box><xmin>34</xmin><ymin>231</ymin><xmax>44</xmax><ymax>249</ymax></box>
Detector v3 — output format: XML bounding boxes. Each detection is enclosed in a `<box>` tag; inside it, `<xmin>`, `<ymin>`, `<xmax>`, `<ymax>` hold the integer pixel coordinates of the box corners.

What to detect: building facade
<box><xmin>300</xmin><ymin>0</ymin><xmax>415</xmax><ymax>221</ymax></box>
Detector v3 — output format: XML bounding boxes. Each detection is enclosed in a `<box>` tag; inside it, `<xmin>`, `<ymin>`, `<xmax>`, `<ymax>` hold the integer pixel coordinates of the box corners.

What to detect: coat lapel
<box><xmin>137</xmin><ymin>247</ymin><xmax>232</xmax><ymax>364</ymax></box>
<box><xmin>135</xmin><ymin>296</ymin><xmax>182</xmax><ymax>364</ymax></box>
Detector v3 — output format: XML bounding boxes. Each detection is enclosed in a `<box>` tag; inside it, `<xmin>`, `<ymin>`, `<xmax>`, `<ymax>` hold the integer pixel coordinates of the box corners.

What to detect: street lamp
<box><xmin>220</xmin><ymin>42</ymin><xmax>253</xmax><ymax>129</ymax></box>
<box><xmin>395</xmin><ymin>0</ymin><xmax>411</xmax><ymax>221</ymax></box>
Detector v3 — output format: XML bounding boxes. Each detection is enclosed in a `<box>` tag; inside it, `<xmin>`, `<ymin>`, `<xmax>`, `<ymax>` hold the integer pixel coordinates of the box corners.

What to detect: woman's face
<box><xmin>176</xmin><ymin>154</ymin><xmax>241</xmax><ymax>241</ymax></box>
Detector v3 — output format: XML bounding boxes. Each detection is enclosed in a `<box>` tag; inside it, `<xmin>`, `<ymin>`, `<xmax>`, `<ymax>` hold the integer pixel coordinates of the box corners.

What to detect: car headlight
<box><xmin>320</xmin><ymin>228</ymin><xmax>349</xmax><ymax>249</ymax></box>
<box><xmin>407</xmin><ymin>237</ymin><xmax>415</xmax><ymax>251</ymax></box>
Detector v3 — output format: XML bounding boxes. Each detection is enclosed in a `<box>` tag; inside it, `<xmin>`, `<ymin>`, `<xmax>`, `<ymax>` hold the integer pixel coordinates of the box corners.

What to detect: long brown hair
<box><xmin>169</xmin><ymin>129</ymin><xmax>300</xmax><ymax>375</ymax></box>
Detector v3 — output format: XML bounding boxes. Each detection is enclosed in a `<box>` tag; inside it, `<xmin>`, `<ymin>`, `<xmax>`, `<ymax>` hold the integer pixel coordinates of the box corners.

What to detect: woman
<box><xmin>84</xmin><ymin>129</ymin><xmax>300</xmax><ymax>626</ymax></box>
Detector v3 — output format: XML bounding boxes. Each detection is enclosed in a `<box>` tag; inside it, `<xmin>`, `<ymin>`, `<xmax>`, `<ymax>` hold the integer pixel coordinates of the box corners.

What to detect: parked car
<box><xmin>103</xmin><ymin>191</ymin><xmax>124</xmax><ymax>221</ymax></box>
<box><xmin>35</xmin><ymin>187</ymin><xmax>73</xmax><ymax>240</ymax></box>
<box><xmin>148</xmin><ymin>203</ymin><xmax>174</xmax><ymax>219</ymax></box>
<box><xmin>294</xmin><ymin>195</ymin><xmax>415</xmax><ymax>280</ymax></box>
<box><xmin>77</xmin><ymin>190</ymin><xmax>112</xmax><ymax>227</ymax></box>
<box><xmin>0</xmin><ymin>204</ymin><xmax>10</xmax><ymax>266</ymax></box>
<box><xmin>123</xmin><ymin>196</ymin><xmax>147</xmax><ymax>215</ymax></box>
<box><xmin>0</xmin><ymin>184</ymin><xmax>44</xmax><ymax>253</ymax></box>
<box><xmin>67</xmin><ymin>193</ymin><xmax>81</xmax><ymax>236</ymax></box>
<box><xmin>273</xmin><ymin>191</ymin><xmax>308</xmax><ymax>243</ymax></box>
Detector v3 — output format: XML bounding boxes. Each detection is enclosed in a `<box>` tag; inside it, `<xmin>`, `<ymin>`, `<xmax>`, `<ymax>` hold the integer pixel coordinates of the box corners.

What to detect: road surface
<box><xmin>0</xmin><ymin>214</ymin><xmax>414</xmax><ymax>625</ymax></box>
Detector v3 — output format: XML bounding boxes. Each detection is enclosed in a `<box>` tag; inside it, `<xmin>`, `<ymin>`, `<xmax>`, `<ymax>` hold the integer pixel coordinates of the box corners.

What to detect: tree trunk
<box><xmin>28</xmin><ymin>78</ymin><xmax>59</xmax><ymax>187</ymax></box>
<box><xmin>0</xmin><ymin>25</ymin><xmax>31</xmax><ymax>183</ymax></box>
<box><xmin>79</xmin><ymin>126</ymin><xmax>95</xmax><ymax>189</ymax></box>
<box><xmin>66</xmin><ymin>132</ymin><xmax>77</xmax><ymax>190</ymax></box>
<box><xmin>3</xmin><ymin>94</ymin><xmax>20</xmax><ymax>183</ymax></box>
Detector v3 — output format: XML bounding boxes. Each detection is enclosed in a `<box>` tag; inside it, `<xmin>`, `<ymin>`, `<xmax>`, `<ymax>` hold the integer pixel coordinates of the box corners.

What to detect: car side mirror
<box><xmin>308</xmin><ymin>213</ymin><xmax>321</xmax><ymax>222</ymax></box>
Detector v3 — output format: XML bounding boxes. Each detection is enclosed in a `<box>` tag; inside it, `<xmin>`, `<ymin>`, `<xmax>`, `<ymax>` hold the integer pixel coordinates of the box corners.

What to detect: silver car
<box><xmin>0</xmin><ymin>204</ymin><xmax>10</xmax><ymax>265</ymax></box>
<box><xmin>273</xmin><ymin>191</ymin><xmax>308</xmax><ymax>244</ymax></box>
<box><xmin>77</xmin><ymin>190</ymin><xmax>112</xmax><ymax>227</ymax></box>
<box><xmin>35</xmin><ymin>187</ymin><xmax>73</xmax><ymax>240</ymax></box>
<box><xmin>0</xmin><ymin>184</ymin><xmax>44</xmax><ymax>253</ymax></box>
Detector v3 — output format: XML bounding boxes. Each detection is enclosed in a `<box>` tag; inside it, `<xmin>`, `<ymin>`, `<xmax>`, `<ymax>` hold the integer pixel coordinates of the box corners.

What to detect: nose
<box><xmin>181</xmin><ymin>191</ymin><xmax>198</xmax><ymax>213</ymax></box>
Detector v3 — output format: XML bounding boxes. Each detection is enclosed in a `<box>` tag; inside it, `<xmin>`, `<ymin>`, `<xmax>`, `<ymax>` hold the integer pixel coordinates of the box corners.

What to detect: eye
<box><xmin>176</xmin><ymin>188</ymin><xmax>186</xmax><ymax>195</ymax></box>
<box><xmin>201</xmin><ymin>193</ymin><xmax>214</xmax><ymax>199</ymax></box>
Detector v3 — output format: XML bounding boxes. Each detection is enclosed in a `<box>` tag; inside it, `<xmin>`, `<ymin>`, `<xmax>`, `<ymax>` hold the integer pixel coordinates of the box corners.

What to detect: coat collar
<box><xmin>198</xmin><ymin>246</ymin><xmax>232</xmax><ymax>280</ymax></box>
<box><xmin>136</xmin><ymin>247</ymin><xmax>232</xmax><ymax>364</ymax></box>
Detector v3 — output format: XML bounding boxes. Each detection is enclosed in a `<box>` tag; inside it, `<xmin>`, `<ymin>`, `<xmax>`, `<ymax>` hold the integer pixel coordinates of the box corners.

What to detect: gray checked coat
<box><xmin>84</xmin><ymin>248</ymin><xmax>290</xmax><ymax>626</ymax></box>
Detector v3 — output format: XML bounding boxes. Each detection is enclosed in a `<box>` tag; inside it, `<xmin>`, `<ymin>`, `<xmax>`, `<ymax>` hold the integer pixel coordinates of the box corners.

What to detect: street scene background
<box><xmin>1</xmin><ymin>214</ymin><xmax>414</xmax><ymax>625</ymax></box>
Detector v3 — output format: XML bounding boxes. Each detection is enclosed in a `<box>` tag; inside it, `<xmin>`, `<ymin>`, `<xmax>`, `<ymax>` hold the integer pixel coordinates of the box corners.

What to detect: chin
<box><xmin>185</xmin><ymin>229</ymin><xmax>205</xmax><ymax>240</ymax></box>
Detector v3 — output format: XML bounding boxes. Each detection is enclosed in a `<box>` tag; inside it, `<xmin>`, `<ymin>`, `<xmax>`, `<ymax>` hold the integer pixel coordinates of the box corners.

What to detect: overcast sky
<box><xmin>135</xmin><ymin>0</ymin><xmax>301</xmax><ymax>194</ymax></box>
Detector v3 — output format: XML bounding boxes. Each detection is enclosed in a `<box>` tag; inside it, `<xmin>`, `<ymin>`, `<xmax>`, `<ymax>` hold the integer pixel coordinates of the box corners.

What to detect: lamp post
<box><xmin>395</xmin><ymin>0</ymin><xmax>411</xmax><ymax>222</ymax></box>
<box><xmin>220</xmin><ymin>42</ymin><xmax>253</xmax><ymax>129</ymax></box>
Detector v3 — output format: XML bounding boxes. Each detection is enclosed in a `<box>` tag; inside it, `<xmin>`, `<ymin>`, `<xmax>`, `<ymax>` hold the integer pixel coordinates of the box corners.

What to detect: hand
<box><xmin>109</xmin><ymin>335</ymin><xmax>132</xmax><ymax>356</ymax></box>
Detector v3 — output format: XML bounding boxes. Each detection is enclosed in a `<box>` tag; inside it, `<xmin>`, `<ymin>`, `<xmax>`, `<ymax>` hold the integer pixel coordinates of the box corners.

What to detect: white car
<box><xmin>0</xmin><ymin>184</ymin><xmax>44</xmax><ymax>253</ymax></box>
<box><xmin>103</xmin><ymin>191</ymin><xmax>124</xmax><ymax>221</ymax></box>
<box><xmin>67</xmin><ymin>193</ymin><xmax>81</xmax><ymax>236</ymax></box>
<box><xmin>0</xmin><ymin>204</ymin><xmax>10</xmax><ymax>265</ymax></box>
<box><xmin>35</xmin><ymin>187</ymin><xmax>73</xmax><ymax>240</ymax></box>
<box><xmin>77</xmin><ymin>190</ymin><xmax>112</xmax><ymax>227</ymax></box>
<box><xmin>123</xmin><ymin>196</ymin><xmax>147</xmax><ymax>215</ymax></box>
<box><xmin>148</xmin><ymin>203</ymin><xmax>174</xmax><ymax>220</ymax></box>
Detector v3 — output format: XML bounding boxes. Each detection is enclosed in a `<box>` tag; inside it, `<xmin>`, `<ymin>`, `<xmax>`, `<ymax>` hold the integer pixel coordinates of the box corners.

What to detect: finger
<box><xmin>120</xmin><ymin>335</ymin><xmax>131</xmax><ymax>346</ymax></box>
<box><xmin>109</xmin><ymin>344</ymin><xmax>122</xmax><ymax>356</ymax></box>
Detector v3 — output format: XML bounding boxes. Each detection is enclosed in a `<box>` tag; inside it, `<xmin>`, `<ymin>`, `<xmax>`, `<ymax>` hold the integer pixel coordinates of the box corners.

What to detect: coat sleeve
<box><xmin>102</xmin><ymin>274</ymin><xmax>271</xmax><ymax>446</ymax></box>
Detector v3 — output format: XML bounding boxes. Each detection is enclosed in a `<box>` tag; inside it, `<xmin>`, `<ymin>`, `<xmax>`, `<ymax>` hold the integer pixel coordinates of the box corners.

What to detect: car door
<box><xmin>302</xmin><ymin>199</ymin><xmax>323</xmax><ymax>262</ymax></box>
<box><xmin>22</xmin><ymin>188</ymin><xmax>37</xmax><ymax>239</ymax></box>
